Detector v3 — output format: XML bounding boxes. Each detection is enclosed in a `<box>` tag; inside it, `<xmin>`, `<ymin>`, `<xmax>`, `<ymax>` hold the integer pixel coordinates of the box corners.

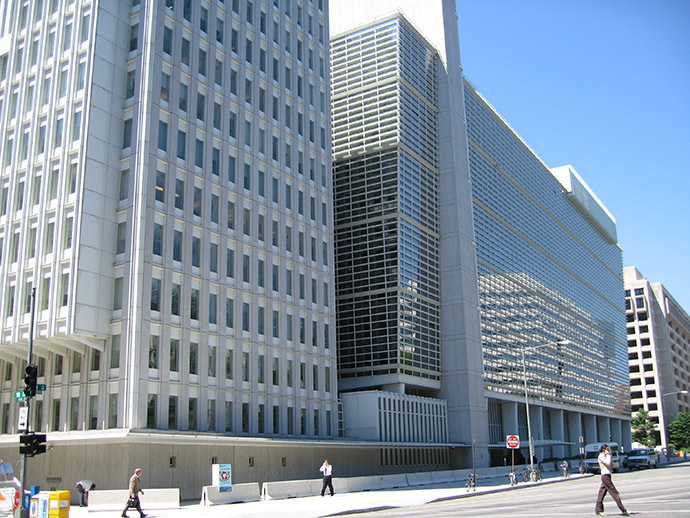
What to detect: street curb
<box><xmin>429</xmin><ymin>473</ymin><xmax>595</xmax><ymax>504</ymax></box>
<box><xmin>323</xmin><ymin>473</ymin><xmax>595</xmax><ymax>516</ymax></box>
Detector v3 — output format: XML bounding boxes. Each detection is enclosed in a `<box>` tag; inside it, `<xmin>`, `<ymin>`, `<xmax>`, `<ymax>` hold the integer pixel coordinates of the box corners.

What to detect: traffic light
<box><xmin>24</xmin><ymin>364</ymin><xmax>38</xmax><ymax>398</ymax></box>
<box><xmin>19</xmin><ymin>432</ymin><xmax>47</xmax><ymax>457</ymax></box>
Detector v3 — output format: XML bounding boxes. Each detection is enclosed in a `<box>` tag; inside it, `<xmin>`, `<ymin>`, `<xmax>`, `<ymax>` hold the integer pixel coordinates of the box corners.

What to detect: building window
<box><xmin>168</xmin><ymin>396</ymin><xmax>177</xmax><ymax>429</ymax></box>
<box><xmin>149</xmin><ymin>335</ymin><xmax>159</xmax><ymax>368</ymax></box>
<box><xmin>170</xmin><ymin>339</ymin><xmax>179</xmax><ymax>372</ymax></box>
<box><xmin>150</xmin><ymin>278</ymin><xmax>161</xmax><ymax>311</ymax></box>
<box><xmin>171</xmin><ymin>283</ymin><xmax>180</xmax><ymax>316</ymax></box>
<box><xmin>189</xmin><ymin>342</ymin><xmax>198</xmax><ymax>375</ymax></box>
<box><xmin>188</xmin><ymin>398</ymin><xmax>197</xmax><ymax>430</ymax></box>
<box><xmin>123</xmin><ymin>118</ymin><xmax>133</xmax><ymax>148</ymax></box>
<box><xmin>129</xmin><ymin>24</ymin><xmax>138</xmax><ymax>52</ymax></box>
<box><xmin>242</xmin><ymin>352</ymin><xmax>249</xmax><ymax>382</ymax></box>
<box><xmin>190</xmin><ymin>289</ymin><xmax>199</xmax><ymax>320</ymax></box>
<box><xmin>153</xmin><ymin>224</ymin><xmax>163</xmax><ymax>256</ymax></box>
<box><xmin>208</xmin><ymin>346</ymin><xmax>217</xmax><ymax>377</ymax></box>
<box><xmin>225</xmin><ymin>350</ymin><xmax>233</xmax><ymax>379</ymax></box>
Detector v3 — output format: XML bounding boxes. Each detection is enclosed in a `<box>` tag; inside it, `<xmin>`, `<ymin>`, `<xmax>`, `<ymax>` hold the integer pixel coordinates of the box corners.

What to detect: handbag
<box><xmin>126</xmin><ymin>496</ymin><xmax>137</xmax><ymax>507</ymax></box>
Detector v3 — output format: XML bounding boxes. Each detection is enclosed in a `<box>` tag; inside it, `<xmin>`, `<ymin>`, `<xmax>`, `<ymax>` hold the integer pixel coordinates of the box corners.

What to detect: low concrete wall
<box><xmin>337</xmin><ymin>473</ymin><xmax>408</xmax><ymax>493</ymax></box>
<box><xmin>200</xmin><ymin>483</ymin><xmax>261</xmax><ymax>505</ymax></box>
<box><xmin>262</xmin><ymin>470</ymin><xmax>457</xmax><ymax>500</ymax></box>
<box><xmin>429</xmin><ymin>469</ymin><xmax>463</xmax><ymax>484</ymax></box>
<box><xmin>88</xmin><ymin>488</ymin><xmax>179</xmax><ymax>512</ymax></box>
<box><xmin>405</xmin><ymin>472</ymin><xmax>433</xmax><ymax>486</ymax></box>
<box><xmin>261</xmin><ymin>479</ymin><xmax>321</xmax><ymax>500</ymax></box>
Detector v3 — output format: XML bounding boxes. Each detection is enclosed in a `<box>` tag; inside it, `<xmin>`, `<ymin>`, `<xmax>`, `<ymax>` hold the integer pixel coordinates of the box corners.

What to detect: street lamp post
<box><xmin>521</xmin><ymin>339</ymin><xmax>572</xmax><ymax>474</ymax></box>
<box><xmin>661</xmin><ymin>390</ymin><xmax>689</xmax><ymax>449</ymax></box>
<box><xmin>662</xmin><ymin>390</ymin><xmax>690</xmax><ymax>397</ymax></box>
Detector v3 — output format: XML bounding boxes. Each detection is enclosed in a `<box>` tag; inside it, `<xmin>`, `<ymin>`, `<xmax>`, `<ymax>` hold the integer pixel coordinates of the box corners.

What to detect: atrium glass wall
<box><xmin>331</xmin><ymin>17</ymin><xmax>441</xmax><ymax>392</ymax></box>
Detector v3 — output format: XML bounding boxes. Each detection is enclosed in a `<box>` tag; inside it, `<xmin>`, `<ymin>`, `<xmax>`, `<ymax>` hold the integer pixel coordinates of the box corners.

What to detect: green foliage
<box><xmin>631</xmin><ymin>409</ymin><xmax>657</xmax><ymax>447</ymax></box>
<box><xmin>668</xmin><ymin>412</ymin><xmax>690</xmax><ymax>450</ymax></box>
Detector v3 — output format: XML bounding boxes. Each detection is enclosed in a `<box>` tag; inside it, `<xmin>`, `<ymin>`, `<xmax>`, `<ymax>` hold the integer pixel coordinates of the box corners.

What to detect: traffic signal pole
<box><xmin>16</xmin><ymin>289</ymin><xmax>36</xmax><ymax>518</ymax></box>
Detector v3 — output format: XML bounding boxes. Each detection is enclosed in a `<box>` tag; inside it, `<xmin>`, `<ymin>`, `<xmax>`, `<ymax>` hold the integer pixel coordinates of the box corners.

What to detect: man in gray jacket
<box><xmin>122</xmin><ymin>468</ymin><xmax>147</xmax><ymax>518</ymax></box>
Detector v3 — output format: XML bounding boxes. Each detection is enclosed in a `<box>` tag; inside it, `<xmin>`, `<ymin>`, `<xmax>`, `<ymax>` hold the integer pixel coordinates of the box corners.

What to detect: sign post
<box><xmin>17</xmin><ymin>408</ymin><xmax>28</xmax><ymax>432</ymax></box>
<box><xmin>506</xmin><ymin>435</ymin><xmax>520</xmax><ymax>473</ymax></box>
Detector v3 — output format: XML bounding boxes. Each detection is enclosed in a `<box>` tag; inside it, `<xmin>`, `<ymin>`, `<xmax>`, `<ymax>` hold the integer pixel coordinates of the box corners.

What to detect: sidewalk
<box><xmin>67</xmin><ymin>470</ymin><xmax>592</xmax><ymax>518</ymax></box>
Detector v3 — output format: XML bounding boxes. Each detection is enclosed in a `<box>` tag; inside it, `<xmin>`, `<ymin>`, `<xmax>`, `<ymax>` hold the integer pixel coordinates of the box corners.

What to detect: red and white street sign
<box><xmin>506</xmin><ymin>435</ymin><xmax>520</xmax><ymax>449</ymax></box>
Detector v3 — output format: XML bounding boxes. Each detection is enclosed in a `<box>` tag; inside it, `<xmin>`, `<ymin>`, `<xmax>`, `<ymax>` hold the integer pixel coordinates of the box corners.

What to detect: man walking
<box><xmin>595</xmin><ymin>444</ymin><xmax>629</xmax><ymax>516</ymax></box>
<box><xmin>320</xmin><ymin>459</ymin><xmax>334</xmax><ymax>497</ymax></box>
<box><xmin>122</xmin><ymin>468</ymin><xmax>147</xmax><ymax>518</ymax></box>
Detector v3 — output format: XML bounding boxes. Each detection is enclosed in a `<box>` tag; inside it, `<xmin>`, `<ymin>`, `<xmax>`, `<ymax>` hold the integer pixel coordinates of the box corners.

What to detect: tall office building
<box><xmin>465</xmin><ymin>82</ymin><xmax>631</xmax><ymax>463</ymax></box>
<box><xmin>0</xmin><ymin>0</ymin><xmax>336</xmax><ymax>497</ymax></box>
<box><xmin>331</xmin><ymin>0</ymin><xmax>630</xmax><ymax>469</ymax></box>
<box><xmin>330</xmin><ymin>0</ymin><xmax>488</xmax><ymax>467</ymax></box>
<box><xmin>623</xmin><ymin>266</ymin><xmax>690</xmax><ymax>449</ymax></box>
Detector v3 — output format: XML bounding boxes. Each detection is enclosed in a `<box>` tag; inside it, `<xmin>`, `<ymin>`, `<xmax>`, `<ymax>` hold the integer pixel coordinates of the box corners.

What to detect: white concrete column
<box><xmin>566</xmin><ymin>412</ymin><xmax>583</xmax><ymax>458</ymax></box>
<box><xmin>530</xmin><ymin>406</ymin><xmax>544</xmax><ymax>462</ymax></box>
<box><xmin>597</xmin><ymin>416</ymin><xmax>611</xmax><ymax>443</ymax></box>
<box><xmin>549</xmin><ymin>409</ymin><xmax>565</xmax><ymax>459</ymax></box>
<box><xmin>583</xmin><ymin>414</ymin><xmax>597</xmax><ymax>444</ymax></box>
<box><xmin>621</xmin><ymin>420</ymin><xmax>632</xmax><ymax>452</ymax></box>
<box><xmin>610</xmin><ymin>419</ymin><xmax>623</xmax><ymax>447</ymax></box>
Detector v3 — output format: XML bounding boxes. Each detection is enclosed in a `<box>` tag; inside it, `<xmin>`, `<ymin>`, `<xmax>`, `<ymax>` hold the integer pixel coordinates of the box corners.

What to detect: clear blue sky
<box><xmin>456</xmin><ymin>0</ymin><xmax>690</xmax><ymax>311</ymax></box>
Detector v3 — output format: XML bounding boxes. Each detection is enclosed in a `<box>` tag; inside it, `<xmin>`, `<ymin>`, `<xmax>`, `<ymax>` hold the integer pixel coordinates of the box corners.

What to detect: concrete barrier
<box><xmin>261</xmin><ymin>479</ymin><xmax>320</xmax><ymax>500</ymax></box>
<box><xmin>429</xmin><ymin>469</ymin><xmax>463</xmax><ymax>484</ymax></box>
<box><xmin>88</xmin><ymin>488</ymin><xmax>179</xmax><ymax>512</ymax></box>
<box><xmin>406</xmin><ymin>472</ymin><xmax>433</xmax><ymax>487</ymax></box>
<box><xmin>374</xmin><ymin>473</ymin><xmax>409</xmax><ymax>490</ymax></box>
<box><xmin>338</xmin><ymin>475</ymin><xmax>378</xmax><ymax>493</ymax></box>
<box><xmin>200</xmin><ymin>483</ymin><xmax>261</xmax><ymax>505</ymax></box>
<box><xmin>261</xmin><ymin>466</ymin><xmax>528</xmax><ymax>502</ymax></box>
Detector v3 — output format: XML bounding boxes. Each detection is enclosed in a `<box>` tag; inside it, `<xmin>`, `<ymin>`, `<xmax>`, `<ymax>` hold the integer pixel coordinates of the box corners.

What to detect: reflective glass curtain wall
<box><xmin>464</xmin><ymin>81</ymin><xmax>629</xmax><ymax>415</ymax></box>
<box><xmin>331</xmin><ymin>17</ymin><xmax>441</xmax><ymax>391</ymax></box>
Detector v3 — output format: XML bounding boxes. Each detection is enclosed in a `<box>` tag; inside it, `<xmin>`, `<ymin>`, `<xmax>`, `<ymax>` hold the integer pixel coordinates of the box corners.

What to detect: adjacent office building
<box><xmin>331</xmin><ymin>0</ymin><xmax>630</xmax><ymax>468</ymax></box>
<box><xmin>465</xmin><ymin>86</ymin><xmax>631</xmax><ymax>463</ymax></box>
<box><xmin>623</xmin><ymin>266</ymin><xmax>690</xmax><ymax>449</ymax></box>
<box><xmin>330</xmin><ymin>0</ymin><xmax>488</xmax><ymax>468</ymax></box>
<box><xmin>0</xmin><ymin>0</ymin><xmax>339</xmax><ymax>497</ymax></box>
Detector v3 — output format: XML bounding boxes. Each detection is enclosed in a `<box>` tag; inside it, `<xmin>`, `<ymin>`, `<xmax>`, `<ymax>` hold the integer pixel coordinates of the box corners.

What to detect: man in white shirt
<box><xmin>319</xmin><ymin>459</ymin><xmax>334</xmax><ymax>497</ymax></box>
<box><xmin>595</xmin><ymin>444</ymin><xmax>629</xmax><ymax>516</ymax></box>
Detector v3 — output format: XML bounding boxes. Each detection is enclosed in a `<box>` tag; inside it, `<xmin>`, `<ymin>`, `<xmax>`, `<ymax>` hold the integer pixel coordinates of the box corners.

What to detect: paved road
<box><xmin>343</xmin><ymin>463</ymin><xmax>690</xmax><ymax>518</ymax></box>
<box><xmin>67</xmin><ymin>462</ymin><xmax>689</xmax><ymax>518</ymax></box>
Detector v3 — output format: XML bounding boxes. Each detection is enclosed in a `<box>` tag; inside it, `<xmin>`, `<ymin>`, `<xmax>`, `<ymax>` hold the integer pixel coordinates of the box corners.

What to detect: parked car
<box><xmin>583</xmin><ymin>442</ymin><xmax>621</xmax><ymax>473</ymax></box>
<box><xmin>626</xmin><ymin>448</ymin><xmax>659</xmax><ymax>469</ymax></box>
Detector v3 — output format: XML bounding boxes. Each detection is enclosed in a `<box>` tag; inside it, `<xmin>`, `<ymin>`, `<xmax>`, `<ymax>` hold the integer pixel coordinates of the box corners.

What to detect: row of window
<box><xmin>1</xmin><ymin>6</ymin><xmax>89</xmax><ymax>81</ymax></box>
<box><xmin>3</xmin><ymin>273</ymin><xmax>69</xmax><ymax>318</ymax></box>
<box><xmin>148</xmin><ymin>169</ymin><xmax>329</xmax><ymax>226</ymax></box>
<box><xmin>0</xmin><ymin>395</ymin><xmax>334</xmax><ymax>437</ymax></box>
<box><xmin>137</xmin><ymin>278</ymin><xmax>331</xmax><ymax>337</ymax></box>
<box><xmin>0</xmin><ymin>335</ymin><xmax>331</xmax><ymax>384</ymax></box>
<box><xmin>155</xmin><ymin>0</ymin><xmax>326</xmax><ymax>37</ymax></box>
<box><xmin>143</xmin><ymin>220</ymin><xmax>329</xmax><ymax>270</ymax></box>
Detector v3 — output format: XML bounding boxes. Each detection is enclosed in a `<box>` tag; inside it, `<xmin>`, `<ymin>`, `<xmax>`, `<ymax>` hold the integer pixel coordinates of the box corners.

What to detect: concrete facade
<box><xmin>0</xmin><ymin>0</ymin><xmax>339</xmax><ymax>498</ymax></box>
<box><xmin>624</xmin><ymin>266</ymin><xmax>690</xmax><ymax>448</ymax></box>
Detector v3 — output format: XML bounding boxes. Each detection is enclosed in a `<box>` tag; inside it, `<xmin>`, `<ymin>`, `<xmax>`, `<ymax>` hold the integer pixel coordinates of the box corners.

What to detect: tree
<box><xmin>668</xmin><ymin>412</ymin><xmax>690</xmax><ymax>450</ymax></box>
<box><xmin>631</xmin><ymin>409</ymin><xmax>657</xmax><ymax>447</ymax></box>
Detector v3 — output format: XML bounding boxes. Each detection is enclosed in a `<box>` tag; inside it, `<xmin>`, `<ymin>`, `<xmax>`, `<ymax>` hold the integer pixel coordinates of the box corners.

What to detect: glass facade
<box><xmin>331</xmin><ymin>17</ymin><xmax>441</xmax><ymax>390</ymax></box>
<box><xmin>464</xmin><ymin>81</ymin><xmax>629</xmax><ymax>416</ymax></box>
